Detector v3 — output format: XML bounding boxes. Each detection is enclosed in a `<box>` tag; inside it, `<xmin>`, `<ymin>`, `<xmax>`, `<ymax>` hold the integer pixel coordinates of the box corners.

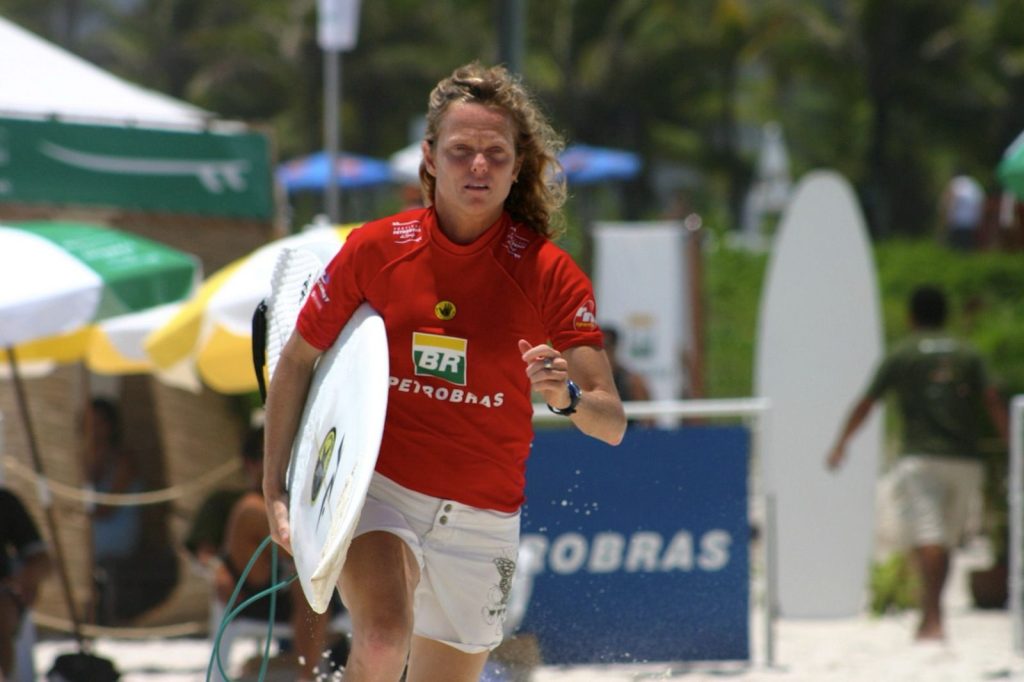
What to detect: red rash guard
<box><xmin>297</xmin><ymin>207</ymin><xmax>602</xmax><ymax>512</ymax></box>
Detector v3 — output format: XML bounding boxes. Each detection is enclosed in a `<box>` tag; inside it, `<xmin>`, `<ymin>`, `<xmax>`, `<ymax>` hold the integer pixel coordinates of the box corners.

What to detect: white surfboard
<box><xmin>755</xmin><ymin>170</ymin><xmax>883</xmax><ymax>618</ymax></box>
<box><xmin>265</xmin><ymin>248</ymin><xmax>326</xmax><ymax>379</ymax></box>
<box><xmin>286</xmin><ymin>303</ymin><xmax>388</xmax><ymax>613</ymax></box>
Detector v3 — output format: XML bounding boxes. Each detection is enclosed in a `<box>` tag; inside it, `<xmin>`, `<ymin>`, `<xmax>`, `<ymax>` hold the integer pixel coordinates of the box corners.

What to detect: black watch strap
<box><xmin>547</xmin><ymin>379</ymin><xmax>582</xmax><ymax>416</ymax></box>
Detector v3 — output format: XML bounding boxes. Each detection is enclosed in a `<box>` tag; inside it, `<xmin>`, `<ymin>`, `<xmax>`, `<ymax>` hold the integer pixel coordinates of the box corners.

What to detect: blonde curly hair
<box><xmin>420</xmin><ymin>62</ymin><xmax>567</xmax><ymax>238</ymax></box>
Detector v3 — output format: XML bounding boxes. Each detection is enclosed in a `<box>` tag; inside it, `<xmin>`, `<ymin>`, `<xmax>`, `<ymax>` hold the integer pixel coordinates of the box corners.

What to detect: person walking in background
<box><xmin>940</xmin><ymin>172</ymin><xmax>985</xmax><ymax>250</ymax></box>
<box><xmin>826</xmin><ymin>285</ymin><xmax>1009</xmax><ymax>642</ymax></box>
<box><xmin>0</xmin><ymin>487</ymin><xmax>52</xmax><ymax>681</ymax></box>
<box><xmin>263</xmin><ymin>62</ymin><xmax>626</xmax><ymax>682</ymax></box>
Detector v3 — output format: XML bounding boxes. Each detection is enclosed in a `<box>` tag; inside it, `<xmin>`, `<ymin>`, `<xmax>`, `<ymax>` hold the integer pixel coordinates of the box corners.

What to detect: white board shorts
<box><xmin>891</xmin><ymin>455</ymin><xmax>984</xmax><ymax>549</ymax></box>
<box><xmin>352</xmin><ymin>472</ymin><xmax>520</xmax><ymax>653</ymax></box>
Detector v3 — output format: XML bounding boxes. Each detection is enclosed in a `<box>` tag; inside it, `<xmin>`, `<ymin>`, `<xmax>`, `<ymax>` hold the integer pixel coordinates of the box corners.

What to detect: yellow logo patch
<box><xmin>434</xmin><ymin>300</ymin><xmax>457</xmax><ymax>320</ymax></box>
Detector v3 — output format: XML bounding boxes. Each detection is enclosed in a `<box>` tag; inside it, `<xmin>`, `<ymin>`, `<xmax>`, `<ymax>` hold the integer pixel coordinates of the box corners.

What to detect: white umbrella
<box><xmin>0</xmin><ymin>220</ymin><xmax>200</xmax><ymax>648</ymax></box>
<box><xmin>389</xmin><ymin>142</ymin><xmax>423</xmax><ymax>185</ymax></box>
<box><xmin>144</xmin><ymin>225</ymin><xmax>355</xmax><ymax>394</ymax></box>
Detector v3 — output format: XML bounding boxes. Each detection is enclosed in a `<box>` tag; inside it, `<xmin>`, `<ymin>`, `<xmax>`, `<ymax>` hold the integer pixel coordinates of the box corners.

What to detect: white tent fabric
<box><xmin>0</xmin><ymin>15</ymin><xmax>212</xmax><ymax>129</ymax></box>
<box><xmin>389</xmin><ymin>142</ymin><xmax>423</xmax><ymax>184</ymax></box>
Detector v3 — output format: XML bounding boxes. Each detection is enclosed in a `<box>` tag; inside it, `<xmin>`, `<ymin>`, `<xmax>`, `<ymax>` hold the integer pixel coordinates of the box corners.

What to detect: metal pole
<box><xmin>763</xmin><ymin>492</ymin><xmax>778</xmax><ymax>667</ymax></box>
<box><xmin>1010</xmin><ymin>395</ymin><xmax>1024</xmax><ymax>652</ymax></box>
<box><xmin>497</xmin><ymin>0</ymin><xmax>525</xmax><ymax>75</ymax></box>
<box><xmin>685</xmin><ymin>215</ymin><xmax>706</xmax><ymax>398</ymax></box>
<box><xmin>324</xmin><ymin>48</ymin><xmax>341</xmax><ymax>223</ymax></box>
<box><xmin>755</xmin><ymin>399</ymin><xmax>776</xmax><ymax>668</ymax></box>
<box><xmin>7</xmin><ymin>347</ymin><xmax>86</xmax><ymax>648</ymax></box>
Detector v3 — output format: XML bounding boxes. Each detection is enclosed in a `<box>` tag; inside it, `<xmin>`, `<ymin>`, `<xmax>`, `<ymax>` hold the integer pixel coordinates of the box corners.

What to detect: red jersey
<box><xmin>297</xmin><ymin>207</ymin><xmax>602</xmax><ymax>512</ymax></box>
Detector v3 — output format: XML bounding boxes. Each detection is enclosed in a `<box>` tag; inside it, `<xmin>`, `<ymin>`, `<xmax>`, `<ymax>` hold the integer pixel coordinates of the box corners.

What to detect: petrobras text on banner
<box><xmin>518</xmin><ymin>427</ymin><xmax>749</xmax><ymax>664</ymax></box>
<box><xmin>519</xmin><ymin>526</ymin><xmax>732</xmax><ymax>577</ymax></box>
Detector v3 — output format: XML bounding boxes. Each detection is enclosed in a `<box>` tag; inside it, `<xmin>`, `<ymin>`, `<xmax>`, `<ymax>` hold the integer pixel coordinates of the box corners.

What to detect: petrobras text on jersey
<box><xmin>519</xmin><ymin>528</ymin><xmax>732</xmax><ymax>577</ymax></box>
<box><xmin>390</xmin><ymin>375</ymin><xmax>505</xmax><ymax>408</ymax></box>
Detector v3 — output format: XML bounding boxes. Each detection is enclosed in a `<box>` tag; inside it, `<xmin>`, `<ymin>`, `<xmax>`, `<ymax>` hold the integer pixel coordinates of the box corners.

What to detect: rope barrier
<box><xmin>31</xmin><ymin>612</ymin><xmax>208</xmax><ymax>639</ymax></box>
<box><xmin>2</xmin><ymin>454</ymin><xmax>242</xmax><ymax>506</ymax></box>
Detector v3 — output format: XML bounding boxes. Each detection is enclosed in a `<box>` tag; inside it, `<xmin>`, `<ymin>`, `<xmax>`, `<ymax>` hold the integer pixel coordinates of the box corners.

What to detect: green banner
<box><xmin>0</xmin><ymin>117</ymin><xmax>273</xmax><ymax>219</ymax></box>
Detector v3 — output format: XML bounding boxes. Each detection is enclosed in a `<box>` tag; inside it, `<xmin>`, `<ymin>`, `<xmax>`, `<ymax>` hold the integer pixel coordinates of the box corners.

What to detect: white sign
<box><xmin>593</xmin><ymin>221</ymin><xmax>692</xmax><ymax>401</ymax></box>
<box><xmin>318</xmin><ymin>0</ymin><xmax>362</xmax><ymax>52</ymax></box>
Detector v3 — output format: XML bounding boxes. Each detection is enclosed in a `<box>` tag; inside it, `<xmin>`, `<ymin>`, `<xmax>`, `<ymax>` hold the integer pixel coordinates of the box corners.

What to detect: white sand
<box><xmin>32</xmin><ymin>550</ymin><xmax>1024</xmax><ymax>681</ymax></box>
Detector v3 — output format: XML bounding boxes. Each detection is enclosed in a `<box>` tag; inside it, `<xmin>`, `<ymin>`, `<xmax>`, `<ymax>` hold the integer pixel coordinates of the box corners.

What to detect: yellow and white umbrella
<box><xmin>1</xmin><ymin>222</ymin><xmax>201</xmax><ymax>374</ymax></box>
<box><xmin>145</xmin><ymin>225</ymin><xmax>355</xmax><ymax>394</ymax></box>
<box><xmin>7</xmin><ymin>303</ymin><xmax>182</xmax><ymax>377</ymax></box>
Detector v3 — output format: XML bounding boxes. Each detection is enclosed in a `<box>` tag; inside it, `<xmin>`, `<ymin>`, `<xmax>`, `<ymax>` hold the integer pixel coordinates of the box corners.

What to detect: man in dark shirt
<box><xmin>827</xmin><ymin>285</ymin><xmax>1008</xmax><ymax>642</ymax></box>
<box><xmin>0</xmin><ymin>487</ymin><xmax>52</xmax><ymax>679</ymax></box>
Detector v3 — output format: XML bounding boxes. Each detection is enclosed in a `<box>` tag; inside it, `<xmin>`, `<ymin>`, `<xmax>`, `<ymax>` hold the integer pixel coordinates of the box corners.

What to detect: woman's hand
<box><xmin>518</xmin><ymin>339</ymin><xmax>571</xmax><ymax>409</ymax></box>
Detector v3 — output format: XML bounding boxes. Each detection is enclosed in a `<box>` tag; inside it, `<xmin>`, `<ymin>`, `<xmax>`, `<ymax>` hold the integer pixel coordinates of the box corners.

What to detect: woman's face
<box><xmin>423</xmin><ymin>101</ymin><xmax>521</xmax><ymax>228</ymax></box>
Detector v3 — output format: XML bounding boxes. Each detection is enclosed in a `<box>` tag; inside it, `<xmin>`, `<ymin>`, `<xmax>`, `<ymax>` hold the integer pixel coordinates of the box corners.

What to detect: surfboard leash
<box><xmin>206</xmin><ymin>535</ymin><xmax>297</xmax><ymax>682</ymax></box>
<box><xmin>251</xmin><ymin>299</ymin><xmax>270</xmax><ymax>404</ymax></box>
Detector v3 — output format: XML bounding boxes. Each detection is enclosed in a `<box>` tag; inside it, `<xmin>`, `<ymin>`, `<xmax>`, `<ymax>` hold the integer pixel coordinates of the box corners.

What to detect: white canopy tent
<box><xmin>0</xmin><ymin>15</ymin><xmax>215</xmax><ymax>130</ymax></box>
<box><xmin>0</xmin><ymin>15</ymin><xmax>272</xmax><ymax>219</ymax></box>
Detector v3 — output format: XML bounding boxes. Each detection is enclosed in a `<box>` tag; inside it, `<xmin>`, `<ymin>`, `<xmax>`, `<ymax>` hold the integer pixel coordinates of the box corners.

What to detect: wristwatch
<box><xmin>547</xmin><ymin>379</ymin><xmax>582</xmax><ymax>416</ymax></box>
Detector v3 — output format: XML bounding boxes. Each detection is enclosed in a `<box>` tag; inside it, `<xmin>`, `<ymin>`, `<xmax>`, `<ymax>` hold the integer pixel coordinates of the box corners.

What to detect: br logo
<box><xmin>412</xmin><ymin>332</ymin><xmax>467</xmax><ymax>385</ymax></box>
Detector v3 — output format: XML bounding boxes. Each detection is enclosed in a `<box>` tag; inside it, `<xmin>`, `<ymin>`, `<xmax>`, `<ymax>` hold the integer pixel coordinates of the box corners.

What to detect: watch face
<box><xmin>548</xmin><ymin>379</ymin><xmax>581</xmax><ymax>416</ymax></box>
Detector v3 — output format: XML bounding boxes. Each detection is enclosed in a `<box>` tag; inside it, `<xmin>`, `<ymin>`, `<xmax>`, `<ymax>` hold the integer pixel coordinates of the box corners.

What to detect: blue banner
<box><xmin>518</xmin><ymin>426</ymin><xmax>749</xmax><ymax>664</ymax></box>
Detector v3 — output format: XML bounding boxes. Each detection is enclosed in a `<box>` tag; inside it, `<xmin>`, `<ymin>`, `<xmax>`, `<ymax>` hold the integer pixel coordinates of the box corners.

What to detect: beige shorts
<box><xmin>352</xmin><ymin>473</ymin><xmax>520</xmax><ymax>653</ymax></box>
<box><xmin>891</xmin><ymin>455</ymin><xmax>984</xmax><ymax>549</ymax></box>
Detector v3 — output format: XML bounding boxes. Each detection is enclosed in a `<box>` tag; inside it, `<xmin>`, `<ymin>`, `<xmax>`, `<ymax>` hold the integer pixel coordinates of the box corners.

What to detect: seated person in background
<box><xmin>602</xmin><ymin>325</ymin><xmax>654</xmax><ymax>427</ymax></box>
<box><xmin>186</xmin><ymin>487</ymin><xmax>246</xmax><ymax>573</ymax></box>
<box><xmin>85</xmin><ymin>398</ymin><xmax>143</xmax><ymax>563</ymax></box>
<box><xmin>82</xmin><ymin>398</ymin><xmax>145</xmax><ymax>625</ymax></box>
<box><xmin>184</xmin><ymin>429</ymin><xmax>256</xmax><ymax>572</ymax></box>
<box><xmin>214</xmin><ymin>426</ymin><xmax>332</xmax><ymax>682</ymax></box>
<box><xmin>0</xmin><ymin>487</ymin><xmax>52</xmax><ymax>681</ymax></box>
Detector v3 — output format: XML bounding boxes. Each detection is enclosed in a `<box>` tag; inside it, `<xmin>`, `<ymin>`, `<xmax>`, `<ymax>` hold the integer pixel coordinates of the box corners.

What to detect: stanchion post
<box><xmin>1010</xmin><ymin>395</ymin><xmax>1024</xmax><ymax>652</ymax></box>
<box><xmin>764</xmin><ymin>492</ymin><xmax>778</xmax><ymax>668</ymax></box>
<box><xmin>754</xmin><ymin>399</ymin><xmax>777</xmax><ymax>669</ymax></box>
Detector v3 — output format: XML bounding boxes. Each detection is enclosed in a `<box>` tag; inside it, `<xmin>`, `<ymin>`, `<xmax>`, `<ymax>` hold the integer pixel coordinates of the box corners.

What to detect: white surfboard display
<box><xmin>755</xmin><ymin>170</ymin><xmax>883</xmax><ymax>618</ymax></box>
<box><xmin>286</xmin><ymin>303</ymin><xmax>388</xmax><ymax>613</ymax></box>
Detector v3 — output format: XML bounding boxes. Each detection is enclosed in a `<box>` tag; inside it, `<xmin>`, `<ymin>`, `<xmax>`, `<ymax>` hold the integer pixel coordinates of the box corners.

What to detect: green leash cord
<box><xmin>206</xmin><ymin>535</ymin><xmax>298</xmax><ymax>682</ymax></box>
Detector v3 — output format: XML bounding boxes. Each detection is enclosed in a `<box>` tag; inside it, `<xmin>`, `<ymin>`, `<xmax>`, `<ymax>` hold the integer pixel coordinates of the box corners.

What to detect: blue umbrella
<box><xmin>559</xmin><ymin>144</ymin><xmax>642</xmax><ymax>185</ymax></box>
<box><xmin>276</xmin><ymin>151</ymin><xmax>393</xmax><ymax>193</ymax></box>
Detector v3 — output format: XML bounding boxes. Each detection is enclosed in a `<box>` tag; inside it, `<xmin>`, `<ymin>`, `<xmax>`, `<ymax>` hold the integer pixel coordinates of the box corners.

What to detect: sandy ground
<box><xmin>31</xmin><ymin>548</ymin><xmax>1024</xmax><ymax>682</ymax></box>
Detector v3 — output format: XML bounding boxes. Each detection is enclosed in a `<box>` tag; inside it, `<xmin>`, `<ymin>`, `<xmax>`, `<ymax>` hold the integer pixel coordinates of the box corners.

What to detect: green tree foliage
<box><xmin>2</xmin><ymin>0</ymin><xmax>1023</xmax><ymax>235</ymax></box>
<box><xmin>703</xmin><ymin>238</ymin><xmax>1024</xmax><ymax>399</ymax></box>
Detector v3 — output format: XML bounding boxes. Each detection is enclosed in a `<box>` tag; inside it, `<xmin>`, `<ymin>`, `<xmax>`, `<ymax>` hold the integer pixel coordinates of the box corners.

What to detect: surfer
<box><xmin>263</xmin><ymin>62</ymin><xmax>626</xmax><ymax>681</ymax></box>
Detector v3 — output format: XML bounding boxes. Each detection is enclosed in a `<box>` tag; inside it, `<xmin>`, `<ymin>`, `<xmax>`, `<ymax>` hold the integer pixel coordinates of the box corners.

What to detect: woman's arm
<box><xmin>262</xmin><ymin>331</ymin><xmax>323</xmax><ymax>554</ymax></box>
<box><xmin>519</xmin><ymin>340</ymin><xmax>626</xmax><ymax>446</ymax></box>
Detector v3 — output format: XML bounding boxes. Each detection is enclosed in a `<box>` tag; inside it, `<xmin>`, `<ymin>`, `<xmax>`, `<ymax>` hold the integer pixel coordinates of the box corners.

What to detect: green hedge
<box><xmin>704</xmin><ymin>238</ymin><xmax>1024</xmax><ymax>400</ymax></box>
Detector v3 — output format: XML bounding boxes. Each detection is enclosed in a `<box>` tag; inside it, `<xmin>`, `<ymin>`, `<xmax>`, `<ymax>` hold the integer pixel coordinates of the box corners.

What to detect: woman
<box><xmin>264</xmin><ymin>62</ymin><xmax>626</xmax><ymax>681</ymax></box>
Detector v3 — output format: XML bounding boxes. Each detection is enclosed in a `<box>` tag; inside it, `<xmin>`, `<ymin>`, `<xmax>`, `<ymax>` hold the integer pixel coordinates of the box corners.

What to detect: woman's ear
<box><xmin>421</xmin><ymin>140</ymin><xmax>436</xmax><ymax>177</ymax></box>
